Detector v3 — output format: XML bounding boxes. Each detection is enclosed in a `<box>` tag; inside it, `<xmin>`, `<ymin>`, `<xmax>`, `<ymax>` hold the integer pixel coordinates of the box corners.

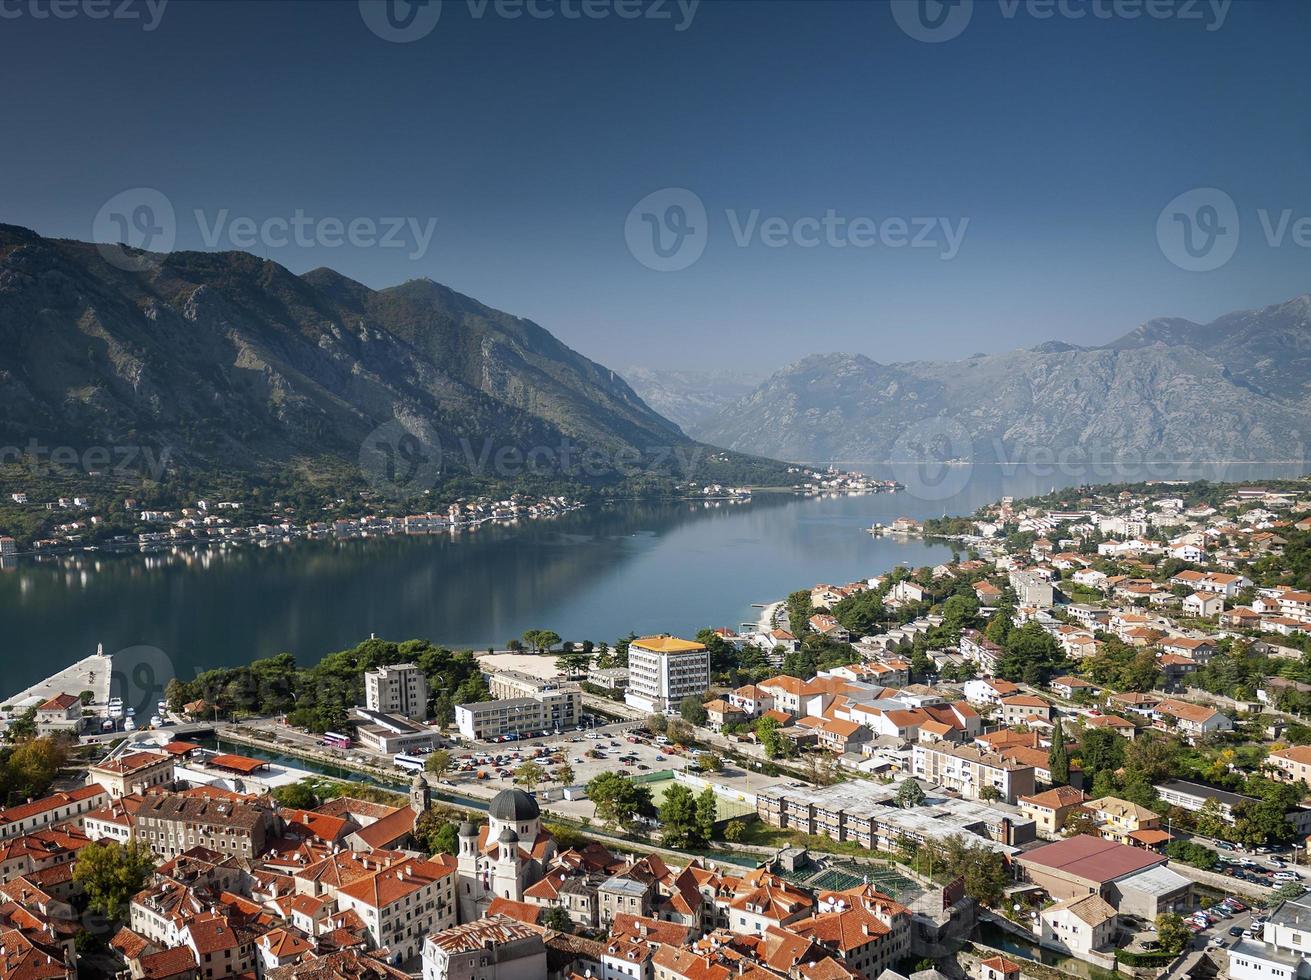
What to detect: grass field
<box><xmin>643</xmin><ymin>775</ymin><xmax>757</xmax><ymax>820</ymax></box>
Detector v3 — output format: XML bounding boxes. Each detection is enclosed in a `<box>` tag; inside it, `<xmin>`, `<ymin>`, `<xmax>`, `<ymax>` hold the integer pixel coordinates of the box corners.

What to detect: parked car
<box><xmin>1229</xmin><ymin>926</ymin><xmax>1245</xmax><ymax>937</ymax></box>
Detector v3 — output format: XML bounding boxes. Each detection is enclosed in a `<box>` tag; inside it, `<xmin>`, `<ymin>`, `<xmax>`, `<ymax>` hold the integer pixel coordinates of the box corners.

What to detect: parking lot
<box><xmin>438</xmin><ymin>725</ymin><xmax>701</xmax><ymax>797</ymax></box>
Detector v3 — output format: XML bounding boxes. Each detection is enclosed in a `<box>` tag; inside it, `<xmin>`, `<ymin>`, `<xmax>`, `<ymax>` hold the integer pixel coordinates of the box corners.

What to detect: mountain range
<box><xmin>0</xmin><ymin>225</ymin><xmax>781</xmax><ymax>490</ymax></box>
<box><xmin>679</xmin><ymin>295</ymin><xmax>1311</xmax><ymax>464</ymax></box>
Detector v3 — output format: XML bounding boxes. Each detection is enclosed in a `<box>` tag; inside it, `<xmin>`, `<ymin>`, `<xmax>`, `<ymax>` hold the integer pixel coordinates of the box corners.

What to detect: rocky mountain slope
<box><xmin>621</xmin><ymin>367</ymin><xmax>765</xmax><ymax>435</ymax></box>
<box><xmin>0</xmin><ymin>225</ymin><xmax>775</xmax><ymax>487</ymax></box>
<box><xmin>695</xmin><ymin>296</ymin><xmax>1311</xmax><ymax>464</ymax></box>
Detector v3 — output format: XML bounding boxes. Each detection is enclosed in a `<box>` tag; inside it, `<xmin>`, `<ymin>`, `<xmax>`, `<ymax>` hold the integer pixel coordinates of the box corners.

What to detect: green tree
<box><xmin>680</xmin><ymin>696</ymin><xmax>708</xmax><ymax>726</ymax></box>
<box><xmin>895</xmin><ymin>777</ymin><xmax>926</xmax><ymax>808</ymax></box>
<box><xmin>1194</xmin><ymin>797</ymin><xmax>1229</xmax><ymax>840</ymax></box>
<box><xmin>73</xmin><ymin>840</ymin><xmax>157</xmax><ymax>920</ymax></box>
<box><xmin>555</xmin><ymin>763</ymin><xmax>575</xmax><ymax>787</ymax></box>
<box><xmin>1155</xmin><ymin>912</ymin><xmax>1191</xmax><ymax>955</ymax></box>
<box><xmin>723</xmin><ymin>819</ymin><xmax>746</xmax><ymax>843</ymax></box>
<box><xmin>587</xmin><ymin>772</ymin><xmax>654</xmax><ymax>831</ymax></box>
<box><xmin>658</xmin><ymin>784</ymin><xmax>703</xmax><ymax>848</ymax></box>
<box><xmin>1048</xmin><ymin>717</ymin><xmax>1070</xmax><ymax>786</ymax></box>
<box><xmin>425</xmin><ymin>749</ymin><xmax>453</xmax><ymax>779</ymax></box>
<box><xmin>979</xmin><ymin>784</ymin><xmax>1002</xmax><ymax>802</ymax></box>
<box><xmin>1078</xmin><ymin>727</ymin><xmax>1124</xmax><ymax>778</ymax></box>
<box><xmin>756</xmin><ymin>715</ymin><xmax>788</xmax><ymax>759</ymax></box>
<box><xmin>272</xmin><ymin>781</ymin><xmax>320</xmax><ymax>809</ymax></box>
<box><xmin>514</xmin><ymin>760</ymin><xmax>545</xmax><ymax>793</ymax></box>
<box><xmin>696</xmin><ymin>787</ymin><xmax>718</xmax><ymax>843</ymax></box>
<box><xmin>429</xmin><ymin>822</ymin><xmax>460</xmax><ymax>855</ymax></box>
<box><xmin>542</xmin><ymin>904</ymin><xmax>573</xmax><ymax>933</ymax></box>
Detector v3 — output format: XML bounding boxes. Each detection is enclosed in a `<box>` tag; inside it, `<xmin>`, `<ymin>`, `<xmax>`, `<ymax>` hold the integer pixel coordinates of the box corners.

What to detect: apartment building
<box><xmin>624</xmin><ymin>635</ymin><xmax>709</xmax><ymax>715</ymax></box>
<box><xmin>364</xmin><ymin>663</ymin><xmax>430</xmax><ymax>722</ymax></box>
<box><xmin>421</xmin><ymin>913</ymin><xmax>545</xmax><ymax>980</ymax></box>
<box><xmin>0</xmin><ymin>785</ymin><xmax>108</xmax><ymax>841</ymax></box>
<box><xmin>132</xmin><ymin>793</ymin><xmax>276</xmax><ymax>860</ymax></box>
<box><xmin>489</xmin><ymin>671</ymin><xmax>581</xmax><ymax>728</ymax></box>
<box><xmin>337</xmin><ymin>854</ymin><xmax>458</xmax><ymax>963</ymax></box>
<box><xmin>455</xmin><ymin>679</ymin><xmax>581</xmax><ymax>741</ymax></box>
<box><xmin>911</xmin><ymin>743</ymin><xmax>1036</xmax><ymax>804</ymax></box>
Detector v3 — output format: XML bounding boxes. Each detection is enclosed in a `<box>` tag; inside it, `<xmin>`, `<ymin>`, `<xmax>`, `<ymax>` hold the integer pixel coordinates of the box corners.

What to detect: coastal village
<box><xmin>6</xmin><ymin>481</ymin><xmax>1311</xmax><ymax>980</ymax></box>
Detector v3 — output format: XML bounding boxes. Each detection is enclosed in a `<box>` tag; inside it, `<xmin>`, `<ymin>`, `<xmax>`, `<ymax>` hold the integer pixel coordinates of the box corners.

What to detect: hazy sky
<box><xmin>3</xmin><ymin>0</ymin><xmax>1309</xmax><ymax>374</ymax></box>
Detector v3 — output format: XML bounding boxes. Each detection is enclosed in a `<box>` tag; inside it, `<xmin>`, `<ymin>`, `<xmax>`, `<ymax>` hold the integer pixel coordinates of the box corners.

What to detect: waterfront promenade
<box><xmin>1</xmin><ymin>649</ymin><xmax>112</xmax><ymax>713</ymax></box>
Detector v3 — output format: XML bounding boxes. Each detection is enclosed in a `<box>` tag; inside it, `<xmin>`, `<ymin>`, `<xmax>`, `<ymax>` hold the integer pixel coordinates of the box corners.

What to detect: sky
<box><xmin>3</xmin><ymin>0</ymin><xmax>1310</xmax><ymax>375</ymax></box>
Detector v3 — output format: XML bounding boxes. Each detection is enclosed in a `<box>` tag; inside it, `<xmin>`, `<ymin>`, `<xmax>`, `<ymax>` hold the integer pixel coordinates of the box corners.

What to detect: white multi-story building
<box><xmin>365</xmin><ymin>662</ymin><xmax>430</xmax><ymax>721</ymax></box>
<box><xmin>1231</xmin><ymin>895</ymin><xmax>1311</xmax><ymax>980</ymax></box>
<box><xmin>623</xmin><ymin>635</ymin><xmax>709</xmax><ymax>715</ymax></box>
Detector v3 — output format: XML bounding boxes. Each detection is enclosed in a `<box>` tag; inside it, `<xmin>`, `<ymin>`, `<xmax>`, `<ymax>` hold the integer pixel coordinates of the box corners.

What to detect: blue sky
<box><xmin>3</xmin><ymin>0</ymin><xmax>1309</xmax><ymax>373</ymax></box>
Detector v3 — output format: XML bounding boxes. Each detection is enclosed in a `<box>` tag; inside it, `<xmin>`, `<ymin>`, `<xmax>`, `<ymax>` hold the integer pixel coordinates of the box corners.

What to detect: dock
<box><xmin>1</xmin><ymin>648</ymin><xmax>113</xmax><ymax>714</ymax></box>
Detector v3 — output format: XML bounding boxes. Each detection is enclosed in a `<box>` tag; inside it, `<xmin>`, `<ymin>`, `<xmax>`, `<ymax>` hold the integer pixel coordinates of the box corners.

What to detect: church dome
<box><xmin>497</xmin><ymin>826</ymin><xmax>520</xmax><ymax>844</ymax></box>
<box><xmin>457</xmin><ymin>821</ymin><xmax>477</xmax><ymax>837</ymax></box>
<box><xmin>488</xmin><ymin>788</ymin><xmax>540</xmax><ymax>823</ymax></box>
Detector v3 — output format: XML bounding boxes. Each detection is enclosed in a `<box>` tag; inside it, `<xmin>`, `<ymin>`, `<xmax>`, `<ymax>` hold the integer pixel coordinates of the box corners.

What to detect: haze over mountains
<box><xmin>0</xmin><ymin>225</ymin><xmax>778</xmax><ymax>486</ymax></box>
<box><xmin>655</xmin><ymin>295</ymin><xmax>1311</xmax><ymax>465</ymax></box>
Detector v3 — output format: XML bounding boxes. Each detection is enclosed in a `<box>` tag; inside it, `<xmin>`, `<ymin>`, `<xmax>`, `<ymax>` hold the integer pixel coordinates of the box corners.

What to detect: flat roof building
<box><xmin>624</xmin><ymin>635</ymin><xmax>709</xmax><ymax>715</ymax></box>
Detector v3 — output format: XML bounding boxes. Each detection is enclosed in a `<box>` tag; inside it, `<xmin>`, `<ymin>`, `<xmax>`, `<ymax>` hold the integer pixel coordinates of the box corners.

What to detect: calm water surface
<box><xmin>0</xmin><ymin>462</ymin><xmax>1300</xmax><ymax>695</ymax></box>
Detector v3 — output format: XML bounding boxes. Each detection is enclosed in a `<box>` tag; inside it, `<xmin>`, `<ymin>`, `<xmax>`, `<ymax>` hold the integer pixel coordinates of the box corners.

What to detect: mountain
<box><xmin>0</xmin><ymin>225</ymin><xmax>778</xmax><ymax>489</ymax></box>
<box><xmin>621</xmin><ymin>367</ymin><xmax>765</xmax><ymax>435</ymax></box>
<box><xmin>695</xmin><ymin>295</ymin><xmax>1311</xmax><ymax>464</ymax></box>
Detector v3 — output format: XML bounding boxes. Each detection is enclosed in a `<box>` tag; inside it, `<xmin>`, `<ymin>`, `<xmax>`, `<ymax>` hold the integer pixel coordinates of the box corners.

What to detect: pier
<box><xmin>1</xmin><ymin>647</ymin><xmax>112</xmax><ymax>713</ymax></box>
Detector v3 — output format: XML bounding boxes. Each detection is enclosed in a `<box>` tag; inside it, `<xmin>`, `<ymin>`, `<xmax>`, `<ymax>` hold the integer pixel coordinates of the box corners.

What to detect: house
<box><xmin>1081</xmin><ymin>715</ymin><xmax>1136</xmax><ymax>739</ymax></box>
<box><xmin>1019</xmin><ymin>786</ymin><xmax>1087</xmax><ymax>838</ymax></box>
<box><xmin>33</xmin><ymin>694</ymin><xmax>84</xmax><ymax>737</ymax></box>
<box><xmin>961</xmin><ymin>678</ymin><xmax>1018</xmax><ymax>707</ymax></box>
<box><xmin>978</xmin><ymin>955</ymin><xmax>1022</xmax><ymax>980</ymax></box>
<box><xmin>1269</xmin><ymin>745</ymin><xmax>1311</xmax><ymax>785</ymax></box>
<box><xmin>727</xmin><ymin>685</ymin><xmax>774</xmax><ymax>719</ymax></box>
<box><xmin>1158</xmin><ymin>636</ymin><xmax>1217</xmax><ymax>661</ymax></box>
<box><xmin>701</xmin><ymin>699</ymin><xmax>744</xmax><ymax>732</ymax></box>
<box><xmin>999</xmin><ymin>695</ymin><xmax>1052</xmax><ymax>727</ymax></box>
<box><xmin>1049</xmin><ymin>676</ymin><xmax>1100</xmax><ymax>700</ymax></box>
<box><xmin>1154</xmin><ymin>699</ymin><xmax>1232</xmax><ymax>738</ymax></box>
<box><xmin>911</xmin><ymin>742</ymin><xmax>1036</xmax><ymax>804</ymax></box>
<box><xmin>1183</xmin><ymin>592</ymin><xmax>1225</xmax><ymax>618</ymax></box>
<box><xmin>815</xmin><ymin>718</ymin><xmax>872</xmax><ymax>755</ymax></box>
<box><xmin>1040</xmin><ymin>893</ymin><xmax>1117</xmax><ymax>957</ymax></box>
<box><xmin>86</xmin><ymin>752</ymin><xmax>175</xmax><ymax>799</ymax></box>
<box><xmin>1084</xmin><ymin>797</ymin><xmax>1163</xmax><ymax>846</ymax></box>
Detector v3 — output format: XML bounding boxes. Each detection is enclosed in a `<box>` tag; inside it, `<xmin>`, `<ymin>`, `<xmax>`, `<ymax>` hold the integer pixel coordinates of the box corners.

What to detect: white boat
<box><xmin>150</xmin><ymin>715</ymin><xmax>163</xmax><ymax>728</ymax></box>
<box><xmin>124</xmin><ymin>718</ymin><xmax>136</xmax><ymax>731</ymax></box>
